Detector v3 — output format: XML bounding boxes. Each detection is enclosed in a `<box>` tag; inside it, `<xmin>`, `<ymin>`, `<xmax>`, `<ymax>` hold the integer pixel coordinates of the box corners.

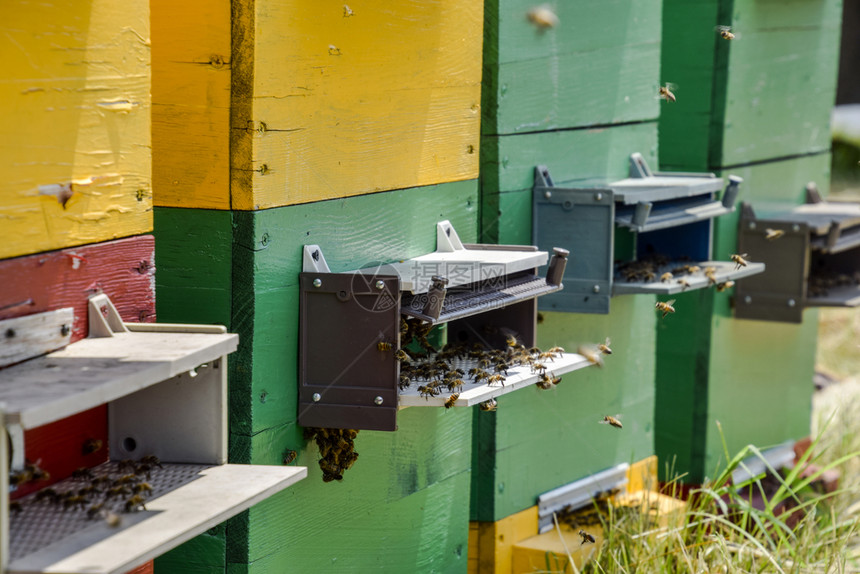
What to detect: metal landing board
<box><xmin>7</xmin><ymin>461</ymin><xmax>306</xmax><ymax>574</ymax></box>
<box><xmin>612</xmin><ymin>261</ymin><xmax>766</xmax><ymax>296</ymax></box>
<box><xmin>398</xmin><ymin>352</ymin><xmax>592</xmax><ymax>408</ymax></box>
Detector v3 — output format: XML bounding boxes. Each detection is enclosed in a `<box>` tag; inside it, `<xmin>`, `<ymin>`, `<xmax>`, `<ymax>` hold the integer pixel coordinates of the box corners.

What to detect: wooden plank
<box><xmin>0</xmin><ymin>308</ymin><xmax>74</xmax><ymax>368</ymax></box>
<box><xmin>0</xmin><ymin>236</ymin><xmax>156</xmax><ymax>340</ymax></box>
<box><xmin>227</xmin><ymin>0</ymin><xmax>483</xmax><ymax>209</ymax></box>
<box><xmin>0</xmin><ymin>0</ymin><xmax>152</xmax><ymax>259</ymax></box>
<box><xmin>473</xmin><ymin>295</ymin><xmax>657</xmax><ymax>521</ymax></box>
<box><xmin>151</xmin><ymin>0</ymin><xmax>232</xmax><ymax>210</ymax></box>
<box><xmin>8</xmin><ymin>463</ymin><xmax>306</xmax><ymax>574</ymax></box>
<box><xmin>483</xmin><ymin>0</ymin><xmax>661</xmax><ymax>134</ymax></box>
<box><xmin>225</xmin><ymin>180</ymin><xmax>478</xmax><ymax>436</ymax></box>
<box><xmin>226</xmin><ymin>408</ymin><xmax>472</xmax><ymax>570</ymax></box>
<box><xmin>475</xmin><ymin>507</ymin><xmax>538</xmax><ymax>574</ymax></box>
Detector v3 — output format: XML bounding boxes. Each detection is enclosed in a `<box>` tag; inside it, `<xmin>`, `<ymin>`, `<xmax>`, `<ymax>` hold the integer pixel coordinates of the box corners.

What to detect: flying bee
<box><xmin>658</xmin><ymin>84</ymin><xmax>677</xmax><ymax>103</ymax></box>
<box><xmin>600</xmin><ymin>415</ymin><xmax>623</xmax><ymax>429</ymax></box>
<box><xmin>578</xmin><ymin>345</ymin><xmax>604</xmax><ymax>367</ymax></box>
<box><xmin>505</xmin><ymin>334</ymin><xmax>519</xmax><ymax>348</ymax></box>
<box><xmin>479</xmin><ymin>398</ymin><xmax>498</xmax><ymax>411</ymax></box>
<box><xmin>377</xmin><ymin>341</ymin><xmax>393</xmax><ymax>351</ymax></box>
<box><xmin>579</xmin><ymin>529</ymin><xmax>596</xmax><ymax>545</ymax></box>
<box><xmin>716</xmin><ymin>25</ymin><xmax>735</xmax><ymax>40</ymax></box>
<box><xmin>730</xmin><ymin>253</ymin><xmax>748</xmax><ymax>270</ymax></box>
<box><xmin>656</xmin><ymin>299</ymin><xmax>676</xmax><ymax>318</ymax></box>
<box><xmin>398</xmin><ymin>375</ymin><xmax>411</xmax><ymax>390</ymax></box>
<box><xmin>82</xmin><ymin>438</ymin><xmax>103</xmax><ymax>455</ymax></box>
<box><xmin>124</xmin><ymin>495</ymin><xmax>147</xmax><ymax>512</ymax></box>
<box><xmin>597</xmin><ymin>337</ymin><xmax>612</xmax><ymax>355</ymax></box>
<box><xmin>660</xmin><ymin>272</ymin><xmax>673</xmax><ymax>283</ymax></box>
<box><xmin>527</xmin><ymin>5</ymin><xmax>559</xmax><ymax>29</ymax></box>
<box><xmin>444</xmin><ymin>393</ymin><xmax>460</xmax><ymax>409</ymax></box>
<box><xmin>765</xmin><ymin>228</ymin><xmax>785</xmax><ymax>241</ymax></box>
<box><xmin>394</xmin><ymin>349</ymin><xmax>412</xmax><ymax>362</ymax></box>
<box><xmin>715</xmin><ymin>280</ymin><xmax>735</xmax><ymax>292</ymax></box>
<box><xmin>536</xmin><ymin>373</ymin><xmax>554</xmax><ymax>390</ymax></box>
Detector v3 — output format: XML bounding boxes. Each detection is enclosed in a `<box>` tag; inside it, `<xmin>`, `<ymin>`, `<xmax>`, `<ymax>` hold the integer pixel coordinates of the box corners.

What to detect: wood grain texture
<box><xmin>228</xmin><ymin>0</ymin><xmax>483</xmax><ymax>209</ymax></box>
<box><xmin>226</xmin><ymin>407</ymin><xmax>472</xmax><ymax>571</ymax></box>
<box><xmin>151</xmin><ymin>0</ymin><xmax>232</xmax><ymax>210</ymax></box>
<box><xmin>472</xmin><ymin>295</ymin><xmax>657</xmax><ymax>522</ymax></box>
<box><xmin>0</xmin><ymin>0</ymin><xmax>152</xmax><ymax>259</ymax></box>
<box><xmin>660</xmin><ymin>0</ymin><xmax>842</xmax><ymax>170</ymax></box>
<box><xmin>229</xmin><ymin>180</ymin><xmax>478</xmax><ymax>436</ymax></box>
<box><xmin>483</xmin><ymin>0</ymin><xmax>661</xmax><ymax>135</ymax></box>
<box><xmin>0</xmin><ymin>236</ymin><xmax>156</xmax><ymax>340</ymax></box>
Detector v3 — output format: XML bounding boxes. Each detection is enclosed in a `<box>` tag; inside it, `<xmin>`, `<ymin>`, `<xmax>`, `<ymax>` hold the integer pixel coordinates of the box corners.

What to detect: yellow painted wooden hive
<box><xmin>152</xmin><ymin>0</ymin><xmax>483</xmax><ymax>210</ymax></box>
<box><xmin>0</xmin><ymin>1</ymin><xmax>152</xmax><ymax>259</ymax></box>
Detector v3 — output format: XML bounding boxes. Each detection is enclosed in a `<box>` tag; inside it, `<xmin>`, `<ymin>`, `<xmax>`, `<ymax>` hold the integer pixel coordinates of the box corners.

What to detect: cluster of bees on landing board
<box><xmin>8</xmin><ymin>455</ymin><xmax>162</xmax><ymax>526</ymax></box>
<box><xmin>555</xmin><ymin>487</ymin><xmax>620</xmax><ymax>545</ymax></box>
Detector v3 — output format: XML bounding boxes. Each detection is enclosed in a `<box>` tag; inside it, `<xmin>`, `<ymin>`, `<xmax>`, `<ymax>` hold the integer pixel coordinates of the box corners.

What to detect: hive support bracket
<box><xmin>722</xmin><ymin>176</ymin><xmax>743</xmax><ymax>209</ymax></box>
<box><xmin>533</xmin><ymin>166</ymin><xmax>614</xmax><ymax>314</ymax></box>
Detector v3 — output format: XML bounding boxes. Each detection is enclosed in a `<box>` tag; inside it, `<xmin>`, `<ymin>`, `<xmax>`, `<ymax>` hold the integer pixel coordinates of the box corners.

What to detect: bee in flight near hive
<box><xmin>577</xmin><ymin>344</ymin><xmax>604</xmax><ymax>367</ymax></box>
<box><xmin>715</xmin><ymin>280</ymin><xmax>735</xmax><ymax>292</ymax></box>
<box><xmin>579</xmin><ymin>529</ymin><xmax>596</xmax><ymax>545</ymax></box>
<box><xmin>716</xmin><ymin>25</ymin><xmax>735</xmax><ymax>40</ymax></box>
<box><xmin>377</xmin><ymin>341</ymin><xmax>393</xmax><ymax>352</ymax></box>
<box><xmin>600</xmin><ymin>415</ymin><xmax>623</xmax><ymax>429</ymax></box>
<box><xmin>658</xmin><ymin>83</ymin><xmax>677</xmax><ymax>103</ymax></box>
<box><xmin>597</xmin><ymin>337</ymin><xmax>612</xmax><ymax>355</ymax></box>
<box><xmin>765</xmin><ymin>228</ymin><xmax>785</xmax><ymax>241</ymax></box>
<box><xmin>82</xmin><ymin>438</ymin><xmax>103</xmax><ymax>455</ymax></box>
<box><xmin>731</xmin><ymin>253</ymin><xmax>748</xmax><ymax>270</ymax></box>
<box><xmin>656</xmin><ymin>299</ymin><xmax>676</xmax><ymax>318</ymax></box>
<box><xmin>444</xmin><ymin>393</ymin><xmax>460</xmax><ymax>409</ymax></box>
<box><xmin>479</xmin><ymin>398</ymin><xmax>498</xmax><ymax>411</ymax></box>
<box><xmin>527</xmin><ymin>5</ymin><xmax>559</xmax><ymax>29</ymax></box>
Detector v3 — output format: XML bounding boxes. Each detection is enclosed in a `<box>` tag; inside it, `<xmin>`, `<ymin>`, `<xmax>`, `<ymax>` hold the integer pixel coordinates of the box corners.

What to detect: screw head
<box><xmin>593</xmin><ymin>285</ymin><xmax>600</xmax><ymax>293</ymax></box>
<box><xmin>60</xmin><ymin>324</ymin><xmax>70</xmax><ymax>336</ymax></box>
<box><xmin>744</xmin><ymin>295</ymin><xmax>752</xmax><ymax>304</ymax></box>
<box><xmin>749</xmin><ymin>222</ymin><xmax>756</xmax><ymax>230</ymax></box>
<box><xmin>374</xmin><ymin>396</ymin><xmax>384</xmax><ymax>405</ymax></box>
<box><xmin>312</xmin><ymin>393</ymin><xmax>321</xmax><ymax>402</ymax></box>
<box><xmin>594</xmin><ymin>192</ymin><xmax>603</xmax><ymax>201</ymax></box>
<box><xmin>544</xmin><ymin>191</ymin><xmax>552</xmax><ymax>199</ymax></box>
<box><xmin>792</xmin><ymin>224</ymin><xmax>800</xmax><ymax>232</ymax></box>
<box><xmin>313</xmin><ymin>278</ymin><xmax>322</xmax><ymax>288</ymax></box>
<box><xmin>375</xmin><ymin>280</ymin><xmax>385</xmax><ymax>290</ymax></box>
<box><xmin>787</xmin><ymin>298</ymin><xmax>796</xmax><ymax>308</ymax></box>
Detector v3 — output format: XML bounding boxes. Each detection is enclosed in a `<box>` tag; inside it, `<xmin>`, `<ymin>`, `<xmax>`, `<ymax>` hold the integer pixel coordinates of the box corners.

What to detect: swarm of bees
<box><xmin>9</xmin><ymin>455</ymin><xmax>162</xmax><ymax>526</ymax></box>
<box><xmin>304</xmin><ymin>427</ymin><xmax>360</xmax><ymax>483</ymax></box>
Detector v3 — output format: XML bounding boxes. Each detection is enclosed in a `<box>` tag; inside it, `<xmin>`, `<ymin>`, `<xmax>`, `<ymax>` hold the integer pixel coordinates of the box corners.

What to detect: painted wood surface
<box><xmin>153</xmin><ymin>525</ymin><xmax>225</xmax><ymax>574</ymax></box>
<box><xmin>472</xmin><ymin>296</ymin><xmax>657</xmax><ymax>522</ymax></box>
<box><xmin>483</xmin><ymin>0</ymin><xmax>661</xmax><ymax>135</ymax></box>
<box><xmin>655</xmin><ymin>154</ymin><xmax>831</xmax><ymax>483</ymax></box>
<box><xmin>472</xmin><ymin>507</ymin><xmax>538</xmax><ymax>574</ymax></box>
<box><xmin>0</xmin><ymin>1</ymin><xmax>152</xmax><ymax>259</ymax></box>
<box><xmin>151</xmin><ymin>0</ymin><xmax>231</xmax><ymax>210</ymax></box>
<box><xmin>660</xmin><ymin>0</ymin><xmax>841</xmax><ymax>170</ymax></box>
<box><xmin>222</xmin><ymin>0</ymin><xmax>484</xmax><ymax>210</ymax></box>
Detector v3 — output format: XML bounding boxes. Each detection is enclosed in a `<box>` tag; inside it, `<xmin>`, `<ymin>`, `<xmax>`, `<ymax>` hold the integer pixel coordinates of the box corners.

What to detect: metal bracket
<box><xmin>632</xmin><ymin>202</ymin><xmax>652</xmax><ymax>228</ymax></box>
<box><xmin>303</xmin><ymin>245</ymin><xmax>332</xmax><ymax>273</ymax></box>
<box><xmin>628</xmin><ymin>152</ymin><xmax>653</xmax><ymax>178</ymax></box>
<box><xmin>805</xmin><ymin>181</ymin><xmax>823</xmax><ymax>204</ymax></box>
<box><xmin>722</xmin><ymin>175</ymin><xmax>743</xmax><ymax>209</ymax></box>
<box><xmin>731</xmin><ymin>440</ymin><xmax>796</xmax><ymax>487</ymax></box>
<box><xmin>537</xmin><ymin>463</ymin><xmax>629</xmax><ymax>533</ymax></box>
<box><xmin>421</xmin><ymin>276</ymin><xmax>449</xmax><ymax>320</ymax></box>
<box><xmin>87</xmin><ymin>293</ymin><xmax>129</xmax><ymax>337</ymax></box>
<box><xmin>436</xmin><ymin>220</ymin><xmax>465</xmax><ymax>252</ymax></box>
<box><xmin>546</xmin><ymin>248</ymin><xmax>569</xmax><ymax>286</ymax></box>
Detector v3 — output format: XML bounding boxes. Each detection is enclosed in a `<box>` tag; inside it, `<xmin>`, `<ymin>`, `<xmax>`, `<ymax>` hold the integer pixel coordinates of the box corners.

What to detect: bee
<box><xmin>765</xmin><ymin>228</ymin><xmax>785</xmax><ymax>241</ymax></box>
<box><xmin>87</xmin><ymin>502</ymin><xmax>105</xmax><ymax>519</ymax></box>
<box><xmin>377</xmin><ymin>341</ymin><xmax>393</xmax><ymax>351</ymax></box>
<box><xmin>505</xmin><ymin>334</ymin><xmax>519</xmax><ymax>348</ymax></box>
<box><xmin>715</xmin><ymin>280</ymin><xmax>735</xmax><ymax>292</ymax></box>
<box><xmin>77</xmin><ymin>485</ymin><xmax>98</xmax><ymax>497</ymax></box>
<box><xmin>472</xmin><ymin>369</ymin><xmax>490</xmax><ymax>382</ymax></box>
<box><xmin>115</xmin><ymin>474</ymin><xmax>140</xmax><ymax>485</ymax></box>
<box><xmin>82</xmin><ymin>438</ymin><xmax>103</xmax><ymax>455</ymax></box>
<box><xmin>486</xmin><ymin>374</ymin><xmax>505</xmax><ymax>386</ymax></box>
<box><xmin>10</xmin><ymin>501</ymin><xmax>23</xmax><ymax>513</ymax></box>
<box><xmin>536</xmin><ymin>373</ymin><xmax>554</xmax><ymax>390</ymax></box>
<box><xmin>479</xmin><ymin>398</ymin><xmax>498</xmax><ymax>411</ymax></box>
<box><xmin>531</xmin><ymin>362</ymin><xmax>547</xmax><ymax>374</ymax></box>
<box><xmin>398</xmin><ymin>375</ymin><xmax>411</xmax><ymax>391</ymax></box>
<box><xmin>444</xmin><ymin>393</ymin><xmax>460</xmax><ymax>409</ymax></box>
<box><xmin>417</xmin><ymin>385</ymin><xmax>439</xmax><ymax>398</ymax></box>
<box><xmin>117</xmin><ymin>459</ymin><xmax>136</xmax><ymax>472</ymax></box>
<box><xmin>578</xmin><ymin>345</ymin><xmax>604</xmax><ymax>367</ymax></box>
<box><xmin>71</xmin><ymin>467</ymin><xmax>95</xmax><ymax>480</ymax></box>
<box><xmin>547</xmin><ymin>346</ymin><xmax>565</xmax><ymax>358</ymax></box>
<box><xmin>677</xmin><ymin>279</ymin><xmax>691</xmax><ymax>291</ymax></box>
<box><xmin>132</xmin><ymin>482</ymin><xmax>153</xmax><ymax>494</ymax></box>
<box><xmin>35</xmin><ymin>488</ymin><xmax>61</xmax><ymax>503</ymax></box>
<box><xmin>600</xmin><ymin>415</ymin><xmax>623</xmax><ymax>429</ymax></box>
<box><xmin>717</xmin><ymin>25</ymin><xmax>735</xmax><ymax>40</ymax></box>
<box><xmin>731</xmin><ymin>253</ymin><xmax>748</xmax><ymax>270</ymax></box>
<box><xmin>579</xmin><ymin>529</ymin><xmax>596</xmax><ymax>545</ymax></box>
<box><xmin>494</xmin><ymin>362</ymin><xmax>510</xmax><ymax>375</ymax></box>
<box><xmin>124</xmin><ymin>495</ymin><xmax>147</xmax><ymax>512</ymax></box>
<box><xmin>106</xmin><ymin>486</ymin><xmax>130</xmax><ymax>499</ymax></box>
<box><xmin>527</xmin><ymin>5</ymin><xmax>559</xmax><ymax>29</ymax></box>
<box><xmin>597</xmin><ymin>337</ymin><xmax>612</xmax><ymax>355</ymax></box>
<box><xmin>655</xmin><ymin>299</ymin><xmax>676</xmax><ymax>318</ymax></box>
<box><xmin>91</xmin><ymin>476</ymin><xmax>113</xmax><ymax>488</ymax></box>
<box><xmin>394</xmin><ymin>349</ymin><xmax>412</xmax><ymax>362</ymax></box>
<box><xmin>703</xmin><ymin>266</ymin><xmax>717</xmax><ymax>285</ymax></box>
<box><xmin>660</xmin><ymin>272</ymin><xmax>673</xmax><ymax>283</ymax></box>
<box><xmin>140</xmin><ymin>454</ymin><xmax>163</xmax><ymax>468</ymax></box>
<box><xmin>658</xmin><ymin>84</ymin><xmax>677</xmax><ymax>103</ymax></box>
<box><xmin>63</xmin><ymin>495</ymin><xmax>89</xmax><ymax>510</ymax></box>
<box><xmin>447</xmin><ymin>379</ymin><xmax>464</xmax><ymax>392</ymax></box>
<box><xmin>687</xmin><ymin>265</ymin><xmax>701</xmax><ymax>274</ymax></box>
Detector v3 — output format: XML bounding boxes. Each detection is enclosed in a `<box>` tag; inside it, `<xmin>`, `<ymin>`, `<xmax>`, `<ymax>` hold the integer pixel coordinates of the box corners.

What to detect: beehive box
<box><xmin>0</xmin><ymin>1</ymin><xmax>152</xmax><ymax>260</ymax></box>
<box><xmin>152</xmin><ymin>0</ymin><xmax>482</xmax><ymax>211</ymax></box>
<box><xmin>660</xmin><ymin>0</ymin><xmax>842</xmax><ymax>171</ymax></box>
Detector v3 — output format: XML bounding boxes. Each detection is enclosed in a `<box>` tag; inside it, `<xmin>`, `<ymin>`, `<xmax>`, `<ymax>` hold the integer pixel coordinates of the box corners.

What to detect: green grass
<box><xmin>817</xmin><ymin>307</ymin><xmax>860</xmax><ymax>380</ymax></box>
